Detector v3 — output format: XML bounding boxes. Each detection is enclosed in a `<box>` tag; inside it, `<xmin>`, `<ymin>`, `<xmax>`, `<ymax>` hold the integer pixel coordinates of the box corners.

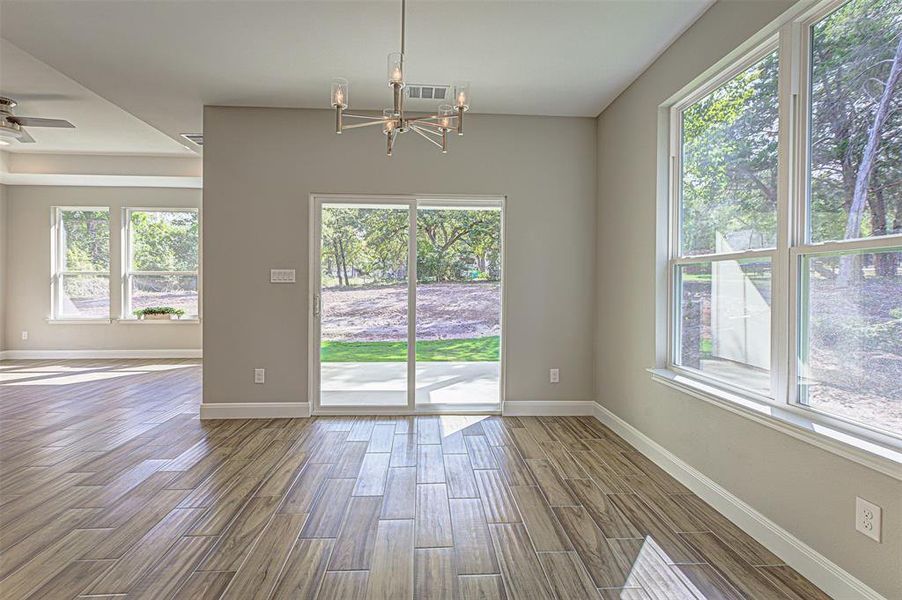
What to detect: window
<box><xmin>798</xmin><ymin>0</ymin><xmax>902</xmax><ymax>435</ymax></box>
<box><xmin>666</xmin><ymin>0</ymin><xmax>902</xmax><ymax>441</ymax></box>
<box><xmin>53</xmin><ymin>208</ymin><xmax>111</xmax><ymax>319</ymax></box>
<box><xmin>124</xmin><ymin>209</ymin><xmax>200</xmax><ymax>319</ymax></box>
<box><xmin>673</xmin><ymin>49</ymin><xmax>779</xmax><ymax>395</ymax></box>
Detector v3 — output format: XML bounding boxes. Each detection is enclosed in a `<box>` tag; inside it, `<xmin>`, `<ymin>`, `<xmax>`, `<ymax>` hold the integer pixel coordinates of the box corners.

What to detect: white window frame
<box><xmin>122</xmin><ymin>207</ymin><xmax>201</xmax><ymax>320</ymax></box>
<box><xmin>656</xmin><ymin>0</ymin><xmax>902</xmax><ymax>474</ymax></box>
<box><xmin>51</xmin><ymin>206</ymin><xmax>112</xmax><ymax>321</ymax></box>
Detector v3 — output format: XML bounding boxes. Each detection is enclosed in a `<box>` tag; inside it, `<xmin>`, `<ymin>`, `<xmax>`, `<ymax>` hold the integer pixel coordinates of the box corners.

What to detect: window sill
<box><xmin>47</xmin><ymin>318</ymin><xmax>112</xmax><ymax>325</ymax></box>
<box><xmin>117</xmin><ymin>318</ymin><xmax>201</xmax><ymax>325</ymax></box>
<box><xmin>648</xmin><ymin>368</ymin><xmax>902</xmax><ymax>481</ymax></box>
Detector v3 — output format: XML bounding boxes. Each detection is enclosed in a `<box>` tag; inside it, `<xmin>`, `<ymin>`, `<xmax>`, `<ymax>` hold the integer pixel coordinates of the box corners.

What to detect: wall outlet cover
<box><xmin>855</xmin><ymin>496</ymin><xmax>882</xmax><ymax>543</ymax></box>
<box><xmin>254</xmin><ymin>368</ymin><xmax>265</xmax><ymax>384</ymax></box>
<box><xmin>550</xmin><ymin>368</ymin><xmax>560</xmax><ymax>383</ymax></box>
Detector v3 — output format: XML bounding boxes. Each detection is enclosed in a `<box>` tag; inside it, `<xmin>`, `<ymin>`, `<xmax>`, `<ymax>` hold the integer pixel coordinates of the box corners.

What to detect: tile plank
<box><xmin>416</xmin><ymin>483</ymin><xmax>454</xmax><ymax>548</ymax></box>
<box><xmin>367</xmin><ymin>519</ymin><xmax>415</xmax><ymax>600</ymax></box>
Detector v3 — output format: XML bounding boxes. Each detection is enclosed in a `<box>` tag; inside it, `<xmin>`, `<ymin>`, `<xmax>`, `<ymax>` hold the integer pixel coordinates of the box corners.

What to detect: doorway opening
<box><xmin>311</xmin><ymin>195</ymin><xmax>504</xmax><ymax>414</ymax></box>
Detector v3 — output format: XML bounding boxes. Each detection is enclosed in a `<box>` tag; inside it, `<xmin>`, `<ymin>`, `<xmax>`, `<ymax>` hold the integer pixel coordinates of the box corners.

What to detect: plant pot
<box><xmin>142</xmin><ymin>313</ymin><xmax>177</xmax><ymax>320</ymax></box>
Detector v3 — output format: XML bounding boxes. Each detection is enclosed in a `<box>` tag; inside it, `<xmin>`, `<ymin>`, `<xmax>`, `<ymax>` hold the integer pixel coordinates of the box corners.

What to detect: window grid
<box><xmin>667</xmin><ymin>0</ymin><xmax>902</xmax><ymax>441</ymax></box>
<box><xmin>123</xmin><ymin>208</ymin><xmax>200</xmax><ymax>320</ymax></box>
<box><xmin>52</xmin><ymin>207</ymin><xmax>111</xmax><ymax>320</ymax></box>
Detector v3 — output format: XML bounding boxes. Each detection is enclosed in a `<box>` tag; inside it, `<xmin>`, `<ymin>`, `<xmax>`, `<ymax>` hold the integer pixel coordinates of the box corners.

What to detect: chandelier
<box><xmin>329</xmin><ymin>0</ymin><xmax>470</xmax><ymax>156</ymax></box>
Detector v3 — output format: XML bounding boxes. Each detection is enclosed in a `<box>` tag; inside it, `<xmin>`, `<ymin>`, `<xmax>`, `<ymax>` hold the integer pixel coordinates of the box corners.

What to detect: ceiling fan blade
<box><xmin>17</xmin><ymin>128</ymin><xmax>36</xmax><ymax>143</ymax></box>
<box><xmin>8</xmin><ymin>116</ymin><xmax>75</xmax><ymax>128</ymax></box>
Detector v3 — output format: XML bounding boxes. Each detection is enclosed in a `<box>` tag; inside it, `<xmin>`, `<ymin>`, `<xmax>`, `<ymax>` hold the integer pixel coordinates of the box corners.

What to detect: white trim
<box><xmin>0</xmin><ymin>349</ymin><xmax>202</xmax><ymax>360</ymax></box>
<box><xmin>199</xmin><ymin>402</ymin><xmax>310</xmax><ymax>420</ymax></box>
<box><xmin>46</xmin><ymin>318</ymin><xmax>112</xmax><ymax>325</ymax></box>
<box><xmin>592</xmin><ymin>402</ymin><xmax>888</xmax><ymax>600</ymax></box>
<box><xmin>117</xmin><ymin>318</ymin><xmax>201</xmax><ymax>325</ymax></box>
<box><xmin>0</xmin><ymin>173</ymin><xmax>202</xmax><ymax>189</ymax></box>
<box><xmin>502</xmin><ymin>400</ymin><xmax>596</xmax><ymax>417</ymax></box>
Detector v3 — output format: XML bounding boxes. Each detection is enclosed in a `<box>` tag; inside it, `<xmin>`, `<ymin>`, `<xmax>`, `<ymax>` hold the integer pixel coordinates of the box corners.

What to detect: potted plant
<box><xmin>134</xmin><ymin>306</ymin><xmax>186</xmax><ymax>321</ymax></box>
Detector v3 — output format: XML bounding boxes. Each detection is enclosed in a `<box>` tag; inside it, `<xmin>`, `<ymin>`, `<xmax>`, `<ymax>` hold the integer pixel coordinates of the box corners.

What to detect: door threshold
<box><xmin>314</xmin><ymin>404</ymin><xmax>502</xmax><ymax>416</ymax></box>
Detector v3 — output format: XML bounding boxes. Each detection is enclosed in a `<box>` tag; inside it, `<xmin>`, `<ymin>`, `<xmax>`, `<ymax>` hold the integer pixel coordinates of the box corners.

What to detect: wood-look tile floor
<box><xmin>0</xmin><ymin>359</ymin><xmax>832</xmax><ymax>600</ymax></box>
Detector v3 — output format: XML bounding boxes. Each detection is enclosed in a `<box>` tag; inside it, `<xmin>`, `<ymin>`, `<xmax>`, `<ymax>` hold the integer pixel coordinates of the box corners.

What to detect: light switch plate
<box><xmin>270</xmin><ymin>269</ymin><xmax>296</xmax><ymax>283</ymax></box>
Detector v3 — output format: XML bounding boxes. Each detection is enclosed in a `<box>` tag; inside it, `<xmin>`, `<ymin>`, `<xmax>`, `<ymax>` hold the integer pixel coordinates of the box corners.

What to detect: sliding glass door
<box><xmin>312</xmin><ymin>196</ymin><xmax>503</xmax><ymax>414</ymax></box>
<box><xmin>415</xmin><ymin>203</ymin><xmax>503</xmax><ymax>409</ymax></box>
<box><xmin>316</xmin><ymin>200</ymin><xmax>413</xmax><ymax>408</ymax></box>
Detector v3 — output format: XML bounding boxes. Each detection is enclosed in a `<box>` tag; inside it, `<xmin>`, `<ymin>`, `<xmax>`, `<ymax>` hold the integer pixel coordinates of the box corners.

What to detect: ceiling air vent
<box><xmin>406</xmin><ymin>84</ymin><xmax>449</xmax><ymax>101</ymax></box>
<box><xmin>181</xmin><ymin>133</ymin><xmax>204</xmax><ymax>146</ymax></box>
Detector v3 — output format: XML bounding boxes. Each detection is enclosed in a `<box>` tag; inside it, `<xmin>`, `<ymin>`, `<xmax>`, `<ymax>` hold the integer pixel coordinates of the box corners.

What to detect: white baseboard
<box><xmin>0</xmin><ymin>349</ymin><xmax>202</xmax><ymax>360</ymax></box>
<box><xmin>592</xmin><ymin>402</ymin><xmax>885</xmax><ymax>600</ymax></box>
<box><xmin>200</xmin><ymin>402</ymin><xmax>311</xmax><ymax>420</ymax></box>
<box><xmin>502</xmin><ymin>400</ymin><xmax>596</xmax><ymax>416</ymax></box>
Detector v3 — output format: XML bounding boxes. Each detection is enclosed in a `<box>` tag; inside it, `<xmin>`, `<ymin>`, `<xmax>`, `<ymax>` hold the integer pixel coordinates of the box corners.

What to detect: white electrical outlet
<box><xmin>855</xmin><ymin>496</ymin><xmax>882</xmax><ymax>542</ymax></box>
<box><xmin>21</xmin><ymin>330</ymin><xmax>28</xmax><ymax>341</ymax></box>
<box><xmin>254</xmin><ymin>368</ymin><xmax>265</xmax><ymax>384</ymax></box>
<box><xmin>270</xmin><ymin>269</ymin><xmax>296</xmax><ymax>283</ymax></box>
<box><xmin>549</xmin><ymin>368</ymin><xmax>560</xmax><ymax>384</ymax></box>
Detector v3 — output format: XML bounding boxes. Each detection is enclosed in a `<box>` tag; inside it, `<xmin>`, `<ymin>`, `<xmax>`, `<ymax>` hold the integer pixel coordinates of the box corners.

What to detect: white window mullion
<box><xmin>772</xmin><ymin>21</ymin><xmax>798</xmax><ymax>406</ymax></box>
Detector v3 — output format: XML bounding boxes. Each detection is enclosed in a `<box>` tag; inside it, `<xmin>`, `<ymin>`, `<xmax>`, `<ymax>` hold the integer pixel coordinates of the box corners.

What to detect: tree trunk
<box><xmin>338</xmin><ymin>238</ymin><xmax>350</xmax><ymax>286</ymax></box>
<box><xmin>869</xmin><ymin>179</ymin><xmax>898</xmax><ymax>277</ymax></box>
<box><xmin>332</xmin><ymin>239</ymin><xmax>344</xmax><ymax>285</ymax></box>
<box><xmin>839</xmin><ymin>34</ymin><xmax>902</xmax><ymax>285</ymax></box>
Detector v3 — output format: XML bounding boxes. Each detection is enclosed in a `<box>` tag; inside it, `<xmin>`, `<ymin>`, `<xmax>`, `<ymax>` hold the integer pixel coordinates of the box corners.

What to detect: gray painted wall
<box><xmin>203</xmin><ymin>108</ymin><xmax>596</xmax><ymax>406</ymax></box>
<box><xmin>4</xmin><ymin>186</ymin><xmax>202</xmax><ymax>352</ymax></box>
<box><xmin>594</xmin><ymin>1</ymin><xmax>901</xmax><ymax>596</ymax></box>
<box><xmin>0</xmin><ymin>184</ymin><xmax>7</xmax><ymax>351</ymax></box>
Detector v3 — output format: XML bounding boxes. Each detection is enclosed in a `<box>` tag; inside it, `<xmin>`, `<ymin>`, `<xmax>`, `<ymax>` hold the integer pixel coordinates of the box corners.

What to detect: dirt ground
<box><xmin>321</xmin><ymin>281</ymin><xmax>500</xmax><ymax>342</ymax></box>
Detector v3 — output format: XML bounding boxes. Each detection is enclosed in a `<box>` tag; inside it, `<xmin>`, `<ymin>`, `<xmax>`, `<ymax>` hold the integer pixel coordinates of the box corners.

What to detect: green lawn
<box><xmin>322</xmin><ymin>336</ymin><xmax>500</xmax><ymax>362</ymax></box>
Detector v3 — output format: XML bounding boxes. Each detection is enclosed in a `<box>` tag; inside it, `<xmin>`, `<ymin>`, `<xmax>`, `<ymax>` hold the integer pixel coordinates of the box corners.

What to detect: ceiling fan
<box><xmin>0</xmin><ymin>96</ymin><xmax>75</xmax><ymax>145</ymax></box>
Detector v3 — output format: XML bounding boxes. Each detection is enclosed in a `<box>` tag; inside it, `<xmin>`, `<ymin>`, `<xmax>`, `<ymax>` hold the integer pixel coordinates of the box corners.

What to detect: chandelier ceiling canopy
<box><xmin>330</xmin><ymin>0</ymin><xmax>470</xmax><ymax>156</ymax></box>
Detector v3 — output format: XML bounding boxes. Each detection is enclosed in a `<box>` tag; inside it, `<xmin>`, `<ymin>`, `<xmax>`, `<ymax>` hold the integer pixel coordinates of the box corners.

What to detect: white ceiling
<box><xmin>0</xmin><ymin>40</ymin><xmax>194</xmax><ymax>155</ymax></box>
<box><xmin>0</xmin><ymin>0</ymin><xmax>711</xmax><ymax>155</ymax></box>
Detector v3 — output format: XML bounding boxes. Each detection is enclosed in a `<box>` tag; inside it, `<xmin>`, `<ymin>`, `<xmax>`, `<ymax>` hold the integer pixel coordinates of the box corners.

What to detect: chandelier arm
<box><xmin>405</xmin><ymin>114</ymin><xmax>442</xmax><ymax>123</ymax></box>
<box><xmin>341</xmin><ymin>120</ymin><xmax>391</xmax><ymax>130</ymax></box>
<box><xmin>412</xmin><ymin>126</ymin><xmax>444</xmax><ymax>149</ymax></box>
<box><xmin>343</xmin><ymin>113</ymin><xmax>389</xmax><ymax>121</ymax></box>
<box><xmin>411</xmin><ymin>124</ymin><xmax>443</xmax><ymax>138</ymax></box>
<box><xmin>410</xmin><ymin>120</ymin><xmax>452</xmax><ymax>131</ymax></box>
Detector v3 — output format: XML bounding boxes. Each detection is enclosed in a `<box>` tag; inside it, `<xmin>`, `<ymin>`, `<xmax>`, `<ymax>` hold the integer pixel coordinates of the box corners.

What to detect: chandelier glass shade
<box><xmin>330</xmin><ymin>0</ymin><xmax>470</xmax><ymax>156</ymax></box>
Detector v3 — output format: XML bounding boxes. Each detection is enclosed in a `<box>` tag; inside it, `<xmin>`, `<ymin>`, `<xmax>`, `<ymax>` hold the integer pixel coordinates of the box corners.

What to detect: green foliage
<box><xmin>134</xmin><ymin>306</ymin><xmax>185</xmax><ymax>317</ymax></box>
<box><xmin>681</xmin><ymin>0</ymin><xmax>902</xmax><ymax>260</ymax></box>
<box><xmin>321</xmin><ymin>336</ymin><xmax>500</xmax><ymax>362</ymax></box>
<box><xmin>809</xmin><ymin>0</ymin><xmax>902</xmax><ymax>243</ymax></box>
<box><xmin>131</xmin><ymin>211</ymin><xmax>198</xmax><ymax>272</ymax></box>
<box><xmin>321</xmin><ymin>206</ymin><xmax>501</xmax><ymax>287</ymax></box>
<box><xmin>681</xmin><ymin>51</ymin><xmax>779</xmax><ymax>255</ymax></box>
<box><xmin>61</xmin><ymin>210</ymin><xmax>109</xmax><ymax>271</ymax></box>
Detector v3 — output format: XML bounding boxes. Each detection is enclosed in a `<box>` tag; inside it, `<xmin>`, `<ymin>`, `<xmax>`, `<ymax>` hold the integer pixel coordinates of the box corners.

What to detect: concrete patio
<box><xmin>320</xmin><ymin>361</ymin><xmax>500</xmax><ymax>407</ymax></box>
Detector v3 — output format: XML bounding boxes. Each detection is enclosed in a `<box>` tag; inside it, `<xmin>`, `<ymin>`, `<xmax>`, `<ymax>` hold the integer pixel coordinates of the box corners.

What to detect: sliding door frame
<box><xmin>309</xmin><ymin>193</ymin><xmax>506</xmax><ymax>416</ymax></box>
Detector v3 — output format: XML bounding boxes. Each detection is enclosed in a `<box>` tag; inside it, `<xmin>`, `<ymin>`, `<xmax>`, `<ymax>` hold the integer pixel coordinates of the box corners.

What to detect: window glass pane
<box><xmin>131</xmin><ymin>275</ymin><xmax>198</xmax><ymax>317</ymax></box>
<box><xmin>676</xmin><ymin>258</ymin><xmax>772</xmax><ymax>394</ymax></box>
<box><xmin>680</xmin><ymin>51</ymin><xmax>779</xmax><ymax>256</ymax></box>
<box><xmin>130</xmin><ymin>211</ymin><xmax>199</xmax><ymax>272</ymax></box>
<box><xmin>59</xmin><ymin>274</ymin><xmax>109</xmax><ymax>318</ymax></box>
<box><xmin>799</xmin><ymin>249</ymin><xmax>901</xmax><ymax>433</ymax></box>
<box><xmin>808</xmin><ymin>0</ymin><xmax>902</xmax><ymax>243</ymax></box>
<box><xmin>60</xmin><ymin>209</ymin><xmax>109</xmax><ymax>271</ymax></box>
